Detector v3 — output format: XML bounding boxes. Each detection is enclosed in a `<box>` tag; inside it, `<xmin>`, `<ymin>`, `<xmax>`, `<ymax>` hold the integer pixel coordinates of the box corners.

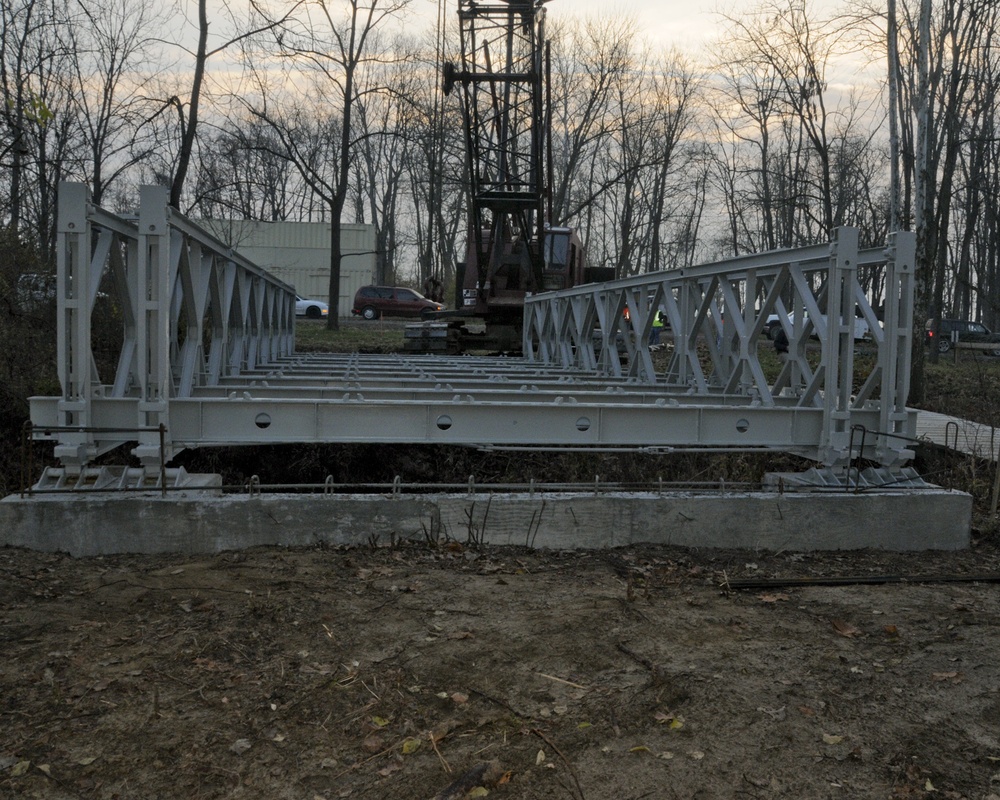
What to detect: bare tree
<box><xmin>547</xmin><ymin>15</ymin><xmax>633</xmax><ymax>228</ymax></box>
<box><xmin>715</xmin><ymin>0</ymin><xmax>847</xmax><ymax>242</ymax></box>
<box><xmin>0</xmin><ymin>0</ymin><xmax>72</xmax><ymax>241</ymax></box>
<box><xmin>401</xmin><ymin>39</ymin><xmax>464</xmax><ymax>298</ymax></box>
<box><xmin>350</xmin><ymin>42</ymin><xmax>420</xmax><ymax>286</ymax></box>
<box><xmin>62</xmin><ymin>0</ymin><xmax>166</xmax><ymax>206</ymax></box>
<box><xmin>237</xmin><ymin>0</ymin><xmax>411</xmax><ymax>328</ymax></box>
<box><xmin>545</xmin><ymin>18</ymin><xmax>702</xmax><ymax>275</ymax></box>
<box><xmin>165</xmin><ymin>0</ymin><xmax>304</xmax><ymax>210</ymax></box>
<box><xmin>193</xmin><ymin>122</ymin><xmax>305</xmax><ymax>222</ymax></box>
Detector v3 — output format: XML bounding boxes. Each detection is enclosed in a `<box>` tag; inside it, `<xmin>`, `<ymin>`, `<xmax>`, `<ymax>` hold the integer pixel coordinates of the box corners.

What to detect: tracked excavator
<box><xmin>406</xmin><ymin>0</ymin><xmax>609</xmax><ymax>353</ymax></box>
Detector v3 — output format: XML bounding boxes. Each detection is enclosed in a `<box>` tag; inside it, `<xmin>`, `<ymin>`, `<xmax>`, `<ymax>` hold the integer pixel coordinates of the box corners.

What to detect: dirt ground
<box><xmin>3</xmin><ymin>536</ymin><xmax>1000</xmax><ymax>800</ymax></box>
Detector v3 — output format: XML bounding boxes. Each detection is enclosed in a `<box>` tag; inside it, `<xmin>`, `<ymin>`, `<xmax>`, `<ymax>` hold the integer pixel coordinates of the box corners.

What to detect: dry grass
<box><xmin>294</xmin><ymin>318</ymin><xmax>405</xmax><ymax>353</ymax></box>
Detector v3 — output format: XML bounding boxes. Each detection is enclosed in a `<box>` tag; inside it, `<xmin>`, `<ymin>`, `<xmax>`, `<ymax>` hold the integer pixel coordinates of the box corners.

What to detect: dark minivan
<box><xmin>351</xmin><ymin>286</ymin><xmax>444</xmax><ymax>320</ymax></box>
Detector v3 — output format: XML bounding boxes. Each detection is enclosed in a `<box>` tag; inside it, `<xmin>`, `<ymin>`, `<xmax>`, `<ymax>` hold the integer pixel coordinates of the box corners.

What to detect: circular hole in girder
<box><xmin>736</xmin><ymin>418</ymin><xmax>749</xmax><ymax>433</ymax></box>
<box><xmin>576</xmin><ymin>416</ymin><xmax>591</xmax><ymax>432</ymax></box>
<box><xmin>254</xmin><ymin>413</ymin><xmax>272</xmax><ymax>429</ymax></box>
<box><xmin>436</xmin><ymin>415</ymin><xmax>453</xmax><ymax>431</ymax></box>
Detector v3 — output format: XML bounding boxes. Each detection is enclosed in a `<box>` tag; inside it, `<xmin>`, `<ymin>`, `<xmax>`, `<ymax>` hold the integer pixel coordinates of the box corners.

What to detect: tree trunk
<box><xmin>170</xmin><ymin>0</ymin><xmax>208</xmax><ymax>209</ymax></box>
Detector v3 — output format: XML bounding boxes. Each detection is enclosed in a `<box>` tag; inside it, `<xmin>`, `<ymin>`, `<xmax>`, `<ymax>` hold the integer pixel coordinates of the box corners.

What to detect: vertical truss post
<box><xmin>877</xmin><ymin>230</ymin><xmax>916</xmax><ymax>464</ymax></box>
<box><xmin>54</xmin><ymin>182</ymin><xmax>97</xmax><ymax>465</ymax></box>
<box><xmin>135</xmin><ymin>185</ymin><xmax>173</xmax><ymax>465</ymax></box>
<box><xmin>819</xmin><ymin>227</ymin><xmax>860</xmax><ymax>465</ymax></box>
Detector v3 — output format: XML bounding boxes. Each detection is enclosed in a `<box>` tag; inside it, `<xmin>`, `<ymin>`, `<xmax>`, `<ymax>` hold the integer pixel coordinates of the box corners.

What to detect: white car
<box><xmin>764</xmin><ymin>313</ymin><xmax>869</xmax><ymax>341</ymax></box>
<box><xmin>295</xmin><ymin>295</ymin><xmax>329</xmax><ymax>319</ymax></box>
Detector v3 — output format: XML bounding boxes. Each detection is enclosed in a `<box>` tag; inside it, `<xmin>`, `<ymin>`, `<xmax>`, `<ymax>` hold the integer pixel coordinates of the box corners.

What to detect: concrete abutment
<box><xmin>0</xmin><ymin>489</ymin><xmax>971</xmax><ymax>556</ymax></box>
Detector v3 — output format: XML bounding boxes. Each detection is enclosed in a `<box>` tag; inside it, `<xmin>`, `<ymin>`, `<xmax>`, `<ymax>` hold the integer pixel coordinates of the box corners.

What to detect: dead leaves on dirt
<box><xmin>430</xmin><ymin>759</ymin><xmax>507</xmax><ymax>800</ymax></box>
<box><xmin>831</xmin><ymin>618</ymin><xmax>861</xmax><ymax>638</ymax></box>
<box><xmin>653</xmin><ymin>710</ymin><xmax>685</xmax><ymax>729</ymax></box>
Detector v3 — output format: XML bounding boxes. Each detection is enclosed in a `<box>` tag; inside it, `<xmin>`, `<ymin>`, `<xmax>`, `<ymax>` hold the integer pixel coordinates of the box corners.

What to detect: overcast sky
<box><xmin>544</xmin><ymin>0</ymin><xmax>723</xmax><ymax>48</ymax></box>
<box><xmin>402</xmin><ymin>0</ymin><xmax>870</xmax><ymax>88</ymax></box>
<box><xmin>407</xmin><ymin>0</ymin><xmax>727</xmax><ymax>54</ymax></box>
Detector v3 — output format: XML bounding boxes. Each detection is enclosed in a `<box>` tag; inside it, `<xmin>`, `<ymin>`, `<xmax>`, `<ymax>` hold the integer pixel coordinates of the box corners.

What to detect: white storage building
<box><xmin>201</xmin><ymin>219</ymin><xmax>376</xmax><ymax>318</ymax></box>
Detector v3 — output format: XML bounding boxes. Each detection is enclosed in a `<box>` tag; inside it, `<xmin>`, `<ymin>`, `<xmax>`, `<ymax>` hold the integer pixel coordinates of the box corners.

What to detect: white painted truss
<box><xmin>39</xmin><ymin>183</ymin><xmax>297</xmax><ymax>465</ymax></box>
<box><xmin>523</xmin><ymin>227</ymin><xmax>918</xmax><ymax>466</ymax></box>
<box><xmin>30</xmin><ymin>186</ymin><xmax>917</xmax><ymax>473</ymax></box>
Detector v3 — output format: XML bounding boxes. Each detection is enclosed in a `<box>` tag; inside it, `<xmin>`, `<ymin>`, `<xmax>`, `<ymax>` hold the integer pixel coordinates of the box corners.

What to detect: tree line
<box><xmin>1</xmin><ymin>0</ymin><xmax>999</xmax><ymax>397</ymax></box>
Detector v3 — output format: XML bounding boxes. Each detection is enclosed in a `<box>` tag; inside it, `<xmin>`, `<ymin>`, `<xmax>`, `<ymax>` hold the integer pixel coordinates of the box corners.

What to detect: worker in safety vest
<box><xmin>649</xmin><ymin>309</ymin><xmax>665</xmax><ymax>346</ymax></box>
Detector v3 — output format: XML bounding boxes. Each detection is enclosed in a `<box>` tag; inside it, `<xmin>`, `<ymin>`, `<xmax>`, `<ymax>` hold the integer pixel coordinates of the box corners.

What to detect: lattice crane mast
<box><xmin>440</xmin><ymin>0</ymin><xmax>588</xmax><ymax>350</ymax></box>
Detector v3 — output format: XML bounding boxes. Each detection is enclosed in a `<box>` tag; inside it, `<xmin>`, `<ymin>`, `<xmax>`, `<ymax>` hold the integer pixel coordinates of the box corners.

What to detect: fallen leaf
<box><xmin>831</xmin><ymin>619</ymin><xmax>860</xmax><ymax>638</ymax></box>
<box><xmin>401</xmin><ymin>738</ymin><xmax>421</xmax><ymax>755</ymax></box>
<box><xmin>822</xmin><ymin>734</ymin><xmax>844</xmax><ymax>745</ymax></box>
<box><xmin>447</xmin><ymin>630</ymin><xmax>474</xmax><ymax>640</ymax></box>
<box><xmin>361</xmin><ymin>734</ymin><xmax>384</xmax><ymax>753</ymax></box>
<box><xmin>377</xmin><ymin>761</ymin><xmax>402</xmax><ymax>777</ymax></box>
<box><xmin>689</xmin><ymin>751</ymin><xmax>705</xmax><ymax>760</ymax></box>
<box><xmin>37</xmin><ymin>764</ymin><xmax>51</xmax><ymax>776</ymax></box>
<box><xmin>11</xmin><ymin>761</ymin><xmax>30</xmax><ymax>777</ymax></box>
<box><xmin>883</xmin><ymin>625</ymin><xmax>899</xmax><ymax>636</ymax></box>
<box><xmin>925</xmin><ymin>778</ymin><xmax>936</xmax><ymax>791</ymax></box>
<box><xmin>931</xmin><ymin>671</ymin><xmax>963</xmax><ymax>683</ymax></box>
<box><xmin>535</xmin><ymin>749</ymin><xmax>546</xmax><ymax>766</ymax></box>
<box><xmin>450</xmin><ymin>692</ymin><xmax>468</xmax><ymax>704</ymax></box>
<box><xmin>429</xmin><ymin>720</ymin><xmax>459</xmax><ymax>743</ymax></box>
<box><xmin>798</xmin><ymin>705</ymin><xmax>815</xmax><ymax>717</ymax></box>
<box><xmin>467</xmin><ymin>789</ymin><xmax>489</xmax><ymax>798</ymax></box>
<box><xmin>759</xmin><ymin>593</ymin><xmax>790</xmax><ymax>603</ymax></box>
<box><xmin>371</xmin><ymin>716</ymin><xmax>390</xmax><ymax>728</ymax></box>
<box><xmin>76</xmin><ymin>756</ymin><xmax>97</xmax><ymax>766</ymax></box>
<box><xmin>229</xmin><ymin>739</ymin><xmax>252</xmax><ymax>755</ymax></box>
<box><xmin>653</xmin><ymin>711</ymin><xmax>684</xmax><ymax>729</ymax></box>
<box><xmin>630</xmin><ymin>746</ymin><xmax>650</xmax><ymax>753</ymax></box>
<box><xmin>577</xmin><ymin>721</ymin><xmax>592</xmax><ymax>730</ymax></box>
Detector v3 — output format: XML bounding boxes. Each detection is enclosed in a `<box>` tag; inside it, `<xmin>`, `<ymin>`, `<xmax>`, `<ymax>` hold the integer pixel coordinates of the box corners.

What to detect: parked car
<box><xmin>295</xmin><ymin>295</ymin><xmax>329</xmax><ymax>319</ymax></box>
<box><xmin>764</xmin><ymin>313</ymin><xmax>869</xmax><ymax>341</ymax></box>
<box><xmin>926</xmin><ymin>318</ymin><xmax>1000</xmax><ymax>355</ymax></box>
<box><xmin>16</xmin><ymin>273</ymin><xmax>57</xmax><ymax>310</ymax></box>
<box><xmin>352</xmin><ymin>286</ymin><xmax>445</xmax><ymax>320</ymax></box>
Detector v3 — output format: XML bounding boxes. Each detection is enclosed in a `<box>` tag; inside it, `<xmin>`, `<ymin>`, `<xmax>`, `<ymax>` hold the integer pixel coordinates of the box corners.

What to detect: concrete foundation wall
<box><xmin>0</xmin><ymin>490</ymin><xmax>971</xmax><ymax>556</ymax></box>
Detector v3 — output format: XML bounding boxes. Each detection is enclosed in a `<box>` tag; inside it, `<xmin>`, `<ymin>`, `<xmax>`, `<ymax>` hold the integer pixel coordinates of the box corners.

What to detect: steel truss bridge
<box><xmin>29</xmin><ymin>184</ymin><xmax>918</xmax><ymax>486</ymax></box>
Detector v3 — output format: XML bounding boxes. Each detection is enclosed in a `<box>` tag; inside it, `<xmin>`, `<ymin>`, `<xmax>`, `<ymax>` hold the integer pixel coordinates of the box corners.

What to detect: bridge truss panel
<box><xmin>44</xmin><ymin>183</ymin><xmax>297</xmax><ymax>465</ymax></box>
<box><xmin>523</xmin><ymin>228</ymin><xmax>918</xmax><ymax>466</ymax></box>
<box><xmin>33</xmin><ymin>195</ymin><xmax>917</xmax><ymax>475</ymax></box>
